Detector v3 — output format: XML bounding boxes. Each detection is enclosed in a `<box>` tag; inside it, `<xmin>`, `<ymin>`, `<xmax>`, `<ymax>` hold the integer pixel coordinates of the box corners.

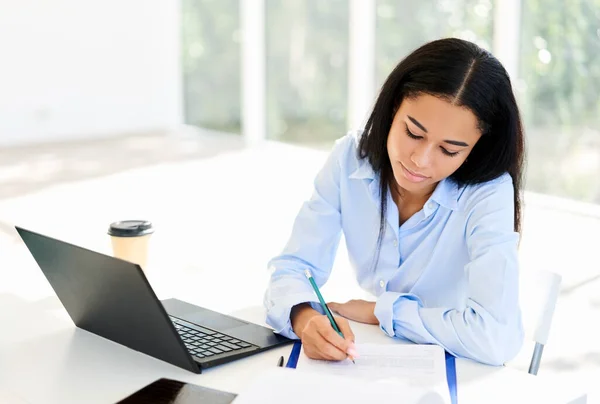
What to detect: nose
<box><xmin>410</xmin><ymin>143</ymin><xmax>432</xmax><ymax>168</ymax></box>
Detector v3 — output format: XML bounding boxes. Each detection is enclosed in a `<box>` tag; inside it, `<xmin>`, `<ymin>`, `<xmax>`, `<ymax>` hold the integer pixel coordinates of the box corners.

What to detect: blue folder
<box><xmin>286</xmin><ymin>341</ymin><xmax>458</xmax><ymax>404</ymax></box>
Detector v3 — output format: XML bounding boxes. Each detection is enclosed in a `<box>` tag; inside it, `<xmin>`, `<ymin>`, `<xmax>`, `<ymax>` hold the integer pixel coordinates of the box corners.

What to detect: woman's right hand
<box><xmin>291</xmin><ymin>303</ymin><xmax>358</xmax><ymax>361</ymax></box>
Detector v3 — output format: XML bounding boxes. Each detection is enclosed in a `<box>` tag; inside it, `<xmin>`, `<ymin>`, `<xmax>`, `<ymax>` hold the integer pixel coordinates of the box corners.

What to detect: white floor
<box><xmin>1</xmin><ymin>130</ymin><xmax>599</xmax><ymax>402</ymax></box>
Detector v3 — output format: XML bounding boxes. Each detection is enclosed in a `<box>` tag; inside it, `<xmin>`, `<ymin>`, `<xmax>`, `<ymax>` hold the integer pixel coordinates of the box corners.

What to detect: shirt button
<box><xmin>393</xmin><ymin>239</ymin><xmax>398</xmax><ymax>247</ymax></box>
<box><xmin>428</xmin><ymin>201</ymin><xmax>436</xmax><ymax>209</ymax></box>
<box><xmin>379</xmin><ymin>280</ymin><xmax>385</xmax><ymax>288</ymax></box>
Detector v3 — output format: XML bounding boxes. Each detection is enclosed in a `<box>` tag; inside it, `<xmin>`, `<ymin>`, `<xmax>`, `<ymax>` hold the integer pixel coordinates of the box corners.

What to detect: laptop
<box><xmin>15</xmin><ymin>226</ymin><xmax>293</xmax><ymax>374</ymax></box>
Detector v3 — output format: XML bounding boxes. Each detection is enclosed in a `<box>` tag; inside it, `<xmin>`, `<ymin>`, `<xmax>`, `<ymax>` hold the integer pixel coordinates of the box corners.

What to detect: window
<box><xmin>376</xmin><ymin>0</ymin><xmax>494</xmax><ymax>86</ymax></box>
<box><xmin>518</xmin><ymin>0</ymin><xmax>600</xmax><ymax>203</ymax></box>
<box><xmin>181</xmin><ymin>0</ymin><xmax>600</xmax><ymax>205</ymax></box>
<box><xmin>182</xmin><ymin>0</ymin><xmax>241</xmax><ymax>134</ymax></box>
<box><xmin>265</xmin><ymin>0</ymin><xmax>349</xmax><ymax>146</ymax></box>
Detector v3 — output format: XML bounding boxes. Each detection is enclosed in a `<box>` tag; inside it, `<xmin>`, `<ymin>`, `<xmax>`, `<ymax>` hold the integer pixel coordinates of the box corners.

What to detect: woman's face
<box><xmin>387</xmin><ymin>94</ymin><xmax>483</xmax><ymax>197</ymax></box>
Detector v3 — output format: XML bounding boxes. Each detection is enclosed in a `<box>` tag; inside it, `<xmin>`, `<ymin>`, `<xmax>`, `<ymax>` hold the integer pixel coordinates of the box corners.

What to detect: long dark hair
<box><xmin>359</xmin><ymin>38</ymin><xmax>525</xmax><ymax>265</ymax></box>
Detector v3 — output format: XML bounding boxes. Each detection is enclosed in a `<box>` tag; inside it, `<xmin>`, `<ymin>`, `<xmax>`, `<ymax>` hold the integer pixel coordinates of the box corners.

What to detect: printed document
<box><xmin>234</xmin><ymin>343</ymin><xmax>450</xmax><ymax>404</ymax></box>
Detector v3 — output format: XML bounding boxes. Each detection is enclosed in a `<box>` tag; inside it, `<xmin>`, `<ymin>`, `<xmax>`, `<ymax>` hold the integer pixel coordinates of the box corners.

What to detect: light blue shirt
<box><xmin>264</xmin><ymin>131</ymin><xmax>524</xmax><ymax>366</ymax></box>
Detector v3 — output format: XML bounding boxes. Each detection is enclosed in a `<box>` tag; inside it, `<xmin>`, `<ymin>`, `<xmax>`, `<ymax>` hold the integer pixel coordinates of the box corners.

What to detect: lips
<box><xmin>400</xmin><ymin>163</ymin><xmax>430</xmax><ymax>183</ymax></box>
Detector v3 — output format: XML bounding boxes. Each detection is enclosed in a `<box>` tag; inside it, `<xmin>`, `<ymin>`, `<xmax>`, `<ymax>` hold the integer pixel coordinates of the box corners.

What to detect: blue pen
<box><xmin>304</xmin><ymin>269</ymin><xmax>355</xmax><ymax>363</ymax></box>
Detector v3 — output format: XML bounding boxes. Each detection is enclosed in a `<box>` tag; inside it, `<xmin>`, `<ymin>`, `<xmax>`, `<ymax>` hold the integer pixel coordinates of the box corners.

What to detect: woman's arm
<box><xmin>374</xmin><ymin>176</ymin><xmax>524</xmax><ymax>365</ymax></box>
<box><xmin>264</xmin><ymin>135</ymin><xmax>351</xmax><ymax>339</ymax></box>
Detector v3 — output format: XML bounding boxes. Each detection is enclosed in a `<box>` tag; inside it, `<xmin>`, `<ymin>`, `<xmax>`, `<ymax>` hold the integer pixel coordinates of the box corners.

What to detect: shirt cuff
<box><xmin>374</xmin><ymin>292</ymin><xmax>423</xmax><ymax>337</ymax></box>
<box><xmin>265</xmin><ymin>291</ymin><xmax>325</xmax><ymax>339</ymax></box>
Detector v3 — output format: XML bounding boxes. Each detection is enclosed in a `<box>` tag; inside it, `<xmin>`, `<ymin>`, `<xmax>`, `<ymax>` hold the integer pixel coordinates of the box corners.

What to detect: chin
<box><xmin>392</xmin><ymin>168</ymin><xmax>435</xmax><ymax>194</ymax></box>
<box><xmin>397</xmin><ymin>177</ymin><xmax>431</xmax><ymax>191</ymax></box>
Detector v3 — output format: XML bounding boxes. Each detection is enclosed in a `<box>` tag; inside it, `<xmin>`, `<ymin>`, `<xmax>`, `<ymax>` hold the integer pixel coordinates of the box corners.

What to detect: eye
<box><xmin>404</xmin><ymin>125</ymin><xmax>422</xmax><ymax>140</ymax></box>
<box><xmin>405</xmin><ymin>124</ymin><xmax>461</xmax><ymax>157</ymax></box>
<box><xmin>440</xmin><ymin>147</ymin><xmax>460</xmax><ymax>157</ymax></box>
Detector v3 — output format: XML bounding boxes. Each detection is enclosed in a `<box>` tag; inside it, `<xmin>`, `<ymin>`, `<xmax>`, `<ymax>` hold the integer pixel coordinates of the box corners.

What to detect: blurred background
<box><xmin>1</xmin><ymin>0</ymin><xmax>599</xmax><ymax>401</ymax></box>
<box><xmin>180</xmin><ymin>0</ymin><xmax>600</xmax><ymax>201</ymax></box>
<box><xmin>1</xmin><ymin>0</ymin><xmax>599</xmax><ymax>201</ymax></box>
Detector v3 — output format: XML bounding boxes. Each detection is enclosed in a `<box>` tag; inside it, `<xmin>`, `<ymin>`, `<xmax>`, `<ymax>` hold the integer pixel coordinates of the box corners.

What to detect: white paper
<box><xmin>233</xmin><ymin>367</ymin><xmax>448</xmax><ymax>404</ymax></box>
<box><xmin>297</xmin><ymin>343</ymin><xmax>451</xmax><ymax>402</ymax></box>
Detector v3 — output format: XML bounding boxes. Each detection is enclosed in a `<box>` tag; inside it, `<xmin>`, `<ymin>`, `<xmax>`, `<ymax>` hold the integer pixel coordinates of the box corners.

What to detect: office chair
<box><xmin>518</xmin><ymin>269</ymin><xmax>562</xmax><ymax>375</ymax></box>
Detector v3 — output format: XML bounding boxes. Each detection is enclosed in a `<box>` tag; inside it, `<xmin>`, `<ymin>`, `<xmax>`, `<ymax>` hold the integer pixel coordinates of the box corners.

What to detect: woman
<box><xmin>263</xmin><ymin>38</ymin><xmax>526</xmax><ymax>366</ymax></box>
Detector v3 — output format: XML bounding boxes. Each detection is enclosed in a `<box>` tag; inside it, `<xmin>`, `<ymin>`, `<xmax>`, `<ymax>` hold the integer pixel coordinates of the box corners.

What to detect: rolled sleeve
<box><xmin>374</xmin><ymin>291</ymin><xmax>399</xmax><ymax>337</ymax></box>
<box><xmin>375</xmin><ymin>292</ymin><xmax>437</xmax><ymax>343</ymax></box>
<box><xmin>264</xmin><ymin>286</ymin><xmax>323</xmax><ymax>339</ymax></box>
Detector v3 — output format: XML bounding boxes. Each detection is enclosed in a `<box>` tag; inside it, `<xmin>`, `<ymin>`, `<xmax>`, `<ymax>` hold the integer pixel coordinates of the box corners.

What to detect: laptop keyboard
<box><xmin>171</xmin><ymin>317</ymin><xmax>255</xmax><ymax>359</ymax></box>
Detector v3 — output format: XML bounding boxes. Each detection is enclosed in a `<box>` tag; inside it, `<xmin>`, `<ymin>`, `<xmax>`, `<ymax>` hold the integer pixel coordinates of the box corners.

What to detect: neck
<box><xmin>390</xmin><ymin>180</ymin><xmax>437</xmax><ymax>205</ymax></box>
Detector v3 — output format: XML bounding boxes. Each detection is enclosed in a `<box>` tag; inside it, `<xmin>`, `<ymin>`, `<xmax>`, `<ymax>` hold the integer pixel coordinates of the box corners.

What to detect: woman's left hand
<box><xmin>328</xmin><ymin>300</ymin><xmax>379</xmax><ymax>325</ymax></box>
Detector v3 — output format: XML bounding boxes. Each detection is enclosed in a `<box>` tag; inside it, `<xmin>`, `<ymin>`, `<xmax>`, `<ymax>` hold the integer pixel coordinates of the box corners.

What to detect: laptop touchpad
<box><xmin>185</xmin><ymin>310</ymin><xmax>249</xmax><ymax>331</ymax></box>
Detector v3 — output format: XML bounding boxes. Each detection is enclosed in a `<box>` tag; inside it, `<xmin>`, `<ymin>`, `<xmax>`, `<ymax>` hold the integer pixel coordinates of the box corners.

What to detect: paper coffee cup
<box><xmin>107</xmin><ymin>220</ymin><xmax>154</xmax><ymax>270</ymax></box>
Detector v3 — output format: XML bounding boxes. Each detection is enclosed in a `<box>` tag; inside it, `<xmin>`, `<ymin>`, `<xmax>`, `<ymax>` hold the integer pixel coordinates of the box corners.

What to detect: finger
<box><xmin>317</xmin><ymin>321</ymin><xmax>352</xmax><ymax>354</ymax></box>
<box><xmin>304</xmin><ymin>331</ymin><xmax>345</xmax><ymax>361</ymax></box>
<box><xmin>317</xmin><ymin>341</ymin><xmax>348</xmax><ymax>361</ymax></box>
<box><xmin>327</xmin><ymin>302</ymin><xmax>341</xmax><ymax>314</ymax></box>
<box><xmin>303</xmin><ymin>343</ymin><xmax>329</xmax><ymax>360</ymax></box>
<box><xmin>335</xmin><ymin>318</ymin><xmax>358</xmax><ymax>360</ymax></box>
<box><xmin>312</xmin><ymin>330</ymin><xmax>347</xmax><ymax>361</ymax></box>
<box><xmin>336</xmin><ymin>317</ymin><xmax>355</xmax><ymax>343</ymax></box>
<box><xmin>301</xmin><ymin>318</ymin><xmax>343</xmax><ymax>361</ymax></box>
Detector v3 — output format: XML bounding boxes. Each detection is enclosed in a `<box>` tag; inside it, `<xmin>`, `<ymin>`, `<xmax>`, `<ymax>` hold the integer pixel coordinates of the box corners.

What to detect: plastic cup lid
<box><xmin>108</xmin><ymin>220</ymin><xmax>154</xmax><ymax>237</ymax></box>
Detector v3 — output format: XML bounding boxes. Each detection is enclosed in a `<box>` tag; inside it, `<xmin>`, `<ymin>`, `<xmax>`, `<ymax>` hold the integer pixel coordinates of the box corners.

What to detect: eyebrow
<box><xmin>407</xmin><ymin>116</ymin><xmax>428</xmax><ymax>133</ymax></box>
<box><xmin>407</xmin><ymin>115</ymin><xmax>470</xmax><ymax>147</ymax></box>
<box><xmin>444</xmin><ymin>139</ymin><xmax>469</xmax><ymax>147</ymax></box>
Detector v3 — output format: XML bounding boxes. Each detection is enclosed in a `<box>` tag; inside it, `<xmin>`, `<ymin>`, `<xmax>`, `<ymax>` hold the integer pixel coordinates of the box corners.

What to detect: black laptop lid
<box><xmin>16</xmin><ymin>227</ymin><xmax>198</xmax><ymax>373</ymax></box>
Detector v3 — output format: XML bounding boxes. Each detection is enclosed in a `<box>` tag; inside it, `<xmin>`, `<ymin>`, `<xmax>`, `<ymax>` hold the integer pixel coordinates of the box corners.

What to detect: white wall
<box><xmin>0</xmin><ymin>0</ymin><xmax>182</xmax><ymax>147</ymax></box>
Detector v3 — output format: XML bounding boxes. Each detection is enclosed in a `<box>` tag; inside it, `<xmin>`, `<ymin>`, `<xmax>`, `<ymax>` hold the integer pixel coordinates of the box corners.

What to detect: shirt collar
<box><xmin>349</xmin><ymin>157</ymin><xmax>376</xmax><ymax>180</ymax></box>
<box><xmin>349</xmin><ymin>158</ymin><xmax>460</xmax><ymax>210</ymax></box>
<box><xmin>429</xmin><ymin>177</ymin><xmax>459</xmax><ymax>210</ymax></box>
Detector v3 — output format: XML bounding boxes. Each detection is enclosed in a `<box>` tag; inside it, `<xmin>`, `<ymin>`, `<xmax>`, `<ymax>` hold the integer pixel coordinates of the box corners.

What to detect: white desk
<box><xmin>0</xmin><ymin>293</ymin><xmax>587</xmax><ymax>404</ymax></box>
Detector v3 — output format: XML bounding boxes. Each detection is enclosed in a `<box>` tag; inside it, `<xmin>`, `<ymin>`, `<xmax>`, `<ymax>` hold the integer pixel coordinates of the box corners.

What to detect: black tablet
<box><xmin>117</xmin><ymin>378</ymin><xmax>237</xmax><ymax>404</ymax></box>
